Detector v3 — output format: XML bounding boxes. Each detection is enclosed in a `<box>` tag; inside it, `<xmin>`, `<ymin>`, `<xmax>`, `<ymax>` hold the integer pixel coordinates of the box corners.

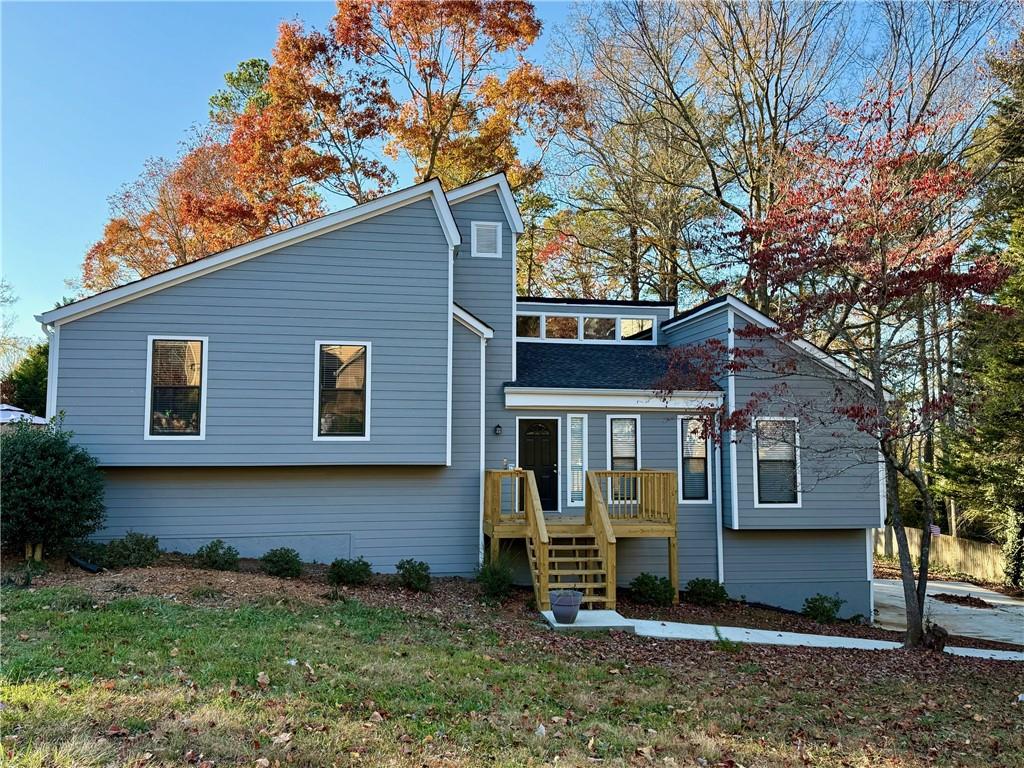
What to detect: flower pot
<box><xmin>550</xmin><ymin>589</ymin><xmax>583</xmax><ymax>624</ymax></box>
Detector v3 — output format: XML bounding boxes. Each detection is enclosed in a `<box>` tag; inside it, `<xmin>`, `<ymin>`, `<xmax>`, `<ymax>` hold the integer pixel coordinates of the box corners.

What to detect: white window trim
<box><xmin>677</xmin><ymin>415</ymin><xmax>712</xmax><ymax>504</ymax></box>
<box><xmin>514</xmin><ymin>415</ymin><xmax>562</xmax><ymax>513</ymax></box>
<box><xmin>605</xmin><ymin>414</ymin><xmax>641</xmax><ymax>470</ymax></box>
<box><xmin>144</xmin><ymin>335</ymin><xmax>209</xmax><ymax>441</ymax></box>
<box><xmin>566</xmin><ymin>413</ymin><xmax>588</xmax><ymax>508</ymax></box>
<box><xmin>313</xmin><ymin>340</ymin><xmax>372</xmax><ymax>442</ymax></box>
<box><xmin>515</xmin><ymin>311</ymin><xmax>659</xmax><ymax>345</ymax></box>
<box><xmin>751</xmin><ymin>416</ymin><xmax>802</xmax><ymax>508</ymax></box>
<box><xmin>471</xmin><ymin>221</ymin><xmax>502</xmax><ymax>258</ymax></box>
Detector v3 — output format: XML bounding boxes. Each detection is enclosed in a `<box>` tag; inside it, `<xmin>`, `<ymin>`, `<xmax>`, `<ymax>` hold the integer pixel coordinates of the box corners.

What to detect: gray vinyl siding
<box><xmin>723</xmin><ymin>529</ymin><xmax>871</xmax><ymax>618</ymax></box>
<box><xmin>96</xmin><ymin>322</ymin><xmax>484</xmax><ymax>573</ymax></box>
<box><xmin>55</xmin><ymin>198</ymin><xmax>451</xmax><ymax>466</ymax></box>
<box><xmin>730</xmin><ymin>315</ymin><xmax>880</xmax><ymax>529</ymax></box>
<box><xmin>449</xmin><ymin>191</ymin><xmax>517</xmax><ymax>473</ymax></box>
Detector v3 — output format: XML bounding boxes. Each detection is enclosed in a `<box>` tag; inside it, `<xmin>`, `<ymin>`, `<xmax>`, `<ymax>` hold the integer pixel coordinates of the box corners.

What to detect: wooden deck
<box><xmin>484</xmin><ymin>469</ymin><xmax>679</xmax><ymax>610</ymax></box>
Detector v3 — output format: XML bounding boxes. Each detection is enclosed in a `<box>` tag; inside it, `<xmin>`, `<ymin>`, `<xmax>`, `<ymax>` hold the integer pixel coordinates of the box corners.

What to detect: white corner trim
<box><xmin>751</xmin><ymin>416</ymin><xmax>803</xmax><ymax>509</ymax></box>
<box><xmin>478</xmin><ymin>336</ymin><xmax>487</xmax><ymax>566</ymax></box>
<box><xmin>606</xmin><ymin>415</ymin><xmax>641</xmax><ymax>488</ymax></box>
<box><xmin>144</xmin><ymin>335</ymin><xmax>209</xmax><ymax>441</ymax></box>
<box><xmin>877</xmin><ymin>449</ymin><xmax>887</xmax><ymax>527</ymax></box>
<box><xmin>715</xmin><ymin>435</ymin><xmax>725</xmax><ymax>583</ymax></box>
<box><xmin>511</xmin><ymin>231</ymin><xmax>518</xmax><ymax>382</ymax></box>
<box><xmin>41</xmin><ymin>180</ymin><xmax>459</xmax><ymax>327</ymax></box>
<box><xmin>566</xmin><ymin>413</ymin><xmax>588</xmax><ymax>508</ymax></box>
<box><xmin>728</xmin><ymin>308</ymin><xmax>739</xmax><ymax>529</ymax></box>
<box><xmin>514</xmin><ymin>415</ymin><xmax>562</xmax><ymax>513</ymax></box>
<box><xmin>446</xmin><ymin>246</ymin><xmax>454</xmax><ymax>466</ymax></box>
<box><xmin>453</xmin><ymin>304</ymin><xmax>494</xmax><ymax>338</ymax></box>
<box><xmin>505</xmin><ymin>387</ymin><xmax>722</xmax><ymax>411</ymax></box>
<box><xmin>470</xmin><ymin>221</ymin><xmax>502</xmax><ymax>258</ymax></box>
<box><xmin>312</xmin><ymin>340</ymin><xmax>372</xmax><ymax>442</ymax></box>
<box><xmin>44</xmin><ymin>323</ymin><xmax>59</xmax><ymax>419</ymax></box>
<box><xmin>445</xmin><ymin>173</ymin><xmax>525</xmax><ymax>234</ymax></box>
<box><xmin>677</xmin><ymin>415</ymin><xmax>712</xmax><ymax>504</ymax></box>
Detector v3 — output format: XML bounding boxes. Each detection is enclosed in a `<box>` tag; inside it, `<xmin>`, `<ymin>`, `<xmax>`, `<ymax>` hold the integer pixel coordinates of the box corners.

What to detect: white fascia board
<box><xmin>504</xmin><ymin>387</ymin><xmax>722</xmax><ymax>411</ymax></box>
<box><xmin>40</xmin><ymin>179</ymin><xmax>460</xmax><ymax>327</ymax></box>
<box><xmin>445</xmin><ymin>173</ymin><xmax>525</xmax><ymax>234</ymax></box>
<box><xmin>453</xmin><ymin>305</ymin><xmax>494</xmax><ymax>338</ymax></box>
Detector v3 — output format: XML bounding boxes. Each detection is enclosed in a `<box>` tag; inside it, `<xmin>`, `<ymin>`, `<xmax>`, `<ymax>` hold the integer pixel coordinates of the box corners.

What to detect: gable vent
<box><xmin>472</xmin><ymin>222</ymin><xmax>501</xmax><ymax>258</ymax></box>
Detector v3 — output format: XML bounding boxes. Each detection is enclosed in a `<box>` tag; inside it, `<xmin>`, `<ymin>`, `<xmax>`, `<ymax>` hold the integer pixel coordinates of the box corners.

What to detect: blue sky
<box><xmin>1</xmin><ymin>1</ymin><xmax>570</xmax><ymax>342</ymax></box>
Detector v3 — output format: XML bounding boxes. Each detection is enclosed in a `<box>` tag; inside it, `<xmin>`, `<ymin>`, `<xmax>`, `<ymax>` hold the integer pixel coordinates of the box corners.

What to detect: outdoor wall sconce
<box><xmin>493</xmin><ymin>424</ymin><xmax>503</xmax><ymax>436</ymax></box>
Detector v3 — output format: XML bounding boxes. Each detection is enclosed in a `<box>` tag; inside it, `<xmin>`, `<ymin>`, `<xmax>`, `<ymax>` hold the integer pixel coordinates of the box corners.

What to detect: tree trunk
<box><xmin>33</xmin><ymin>543</ymin><xmax>43</xmax><ymax>562</ymax></box>
<box><xmin>892</xmin><ymin>519</ymin><xmax>924</xmax><ymax>646</ymax></box>
<box><xmin>24</xmin><ymin>542</ymin><xmax>32</xmax><ymax>560</ymax></box>
<box><xmin>628</xmin><ymin>225</ymin><xmax>641</xmax><ymax>301</ymax></box>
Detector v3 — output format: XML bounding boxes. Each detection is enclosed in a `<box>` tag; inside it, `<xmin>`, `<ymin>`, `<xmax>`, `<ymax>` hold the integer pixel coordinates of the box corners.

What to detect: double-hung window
<box><xmin>315</xmin><ymin>342</ymin><xmax>370</xmax><ymax>439</ymax></box>
<box><xmin>146</xmin><ymin>337</ymin><xmax>207</xmax><ymax>439</ymax></box>
<box><xmin>567</xmin><ymin>414</ymin><xmax>588</xmax><ymax>506</ymax></box>
<box><xmin>607</xmin><ymin>415</ymin><xmax>640</xmax><ymax>501</ymax></box>
<box><xmin>678</xmin><ymin>417</ymin><xmax>710</xmax><ymax>502</ymax></box>
<box><xmin>754</xmin><ymin>418</ymin><xmax>800</xmax><ymax>505</ymax></box>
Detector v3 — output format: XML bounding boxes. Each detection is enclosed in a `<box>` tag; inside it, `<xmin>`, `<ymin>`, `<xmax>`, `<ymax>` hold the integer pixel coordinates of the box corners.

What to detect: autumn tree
<box><xmin>332</xmin><ymin>0</ymin><xmax>580</xmax><ymax>190</ymax></box>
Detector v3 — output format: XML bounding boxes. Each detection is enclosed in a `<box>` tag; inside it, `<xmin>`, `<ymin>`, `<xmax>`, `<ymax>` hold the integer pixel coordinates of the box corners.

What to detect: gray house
<box><xmin>38</xmin><ymin>174</ymin><xmax>882</xmax><ymax>618</ymax></box>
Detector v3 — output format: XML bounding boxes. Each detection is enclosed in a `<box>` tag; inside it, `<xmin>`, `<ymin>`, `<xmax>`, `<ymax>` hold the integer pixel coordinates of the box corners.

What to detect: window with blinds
<box><xmin>471</xmin><ymin>221</ymin><xmax>502</xmax><ymax>257</ymax></box>
<box><xmin>609</xmin><ymin>416</ymin><xmax>639</xmax><ymax>500</ymax></box>
<box><xmin>679</xmin><ymin>418</ymin><xmax>709</xmax><ymax>501</ymax></box>
<box><xmin>149</xmin><ymin>338</ymin><xmax>204</xmax><ymax>436</ymax></box>
<box><xmin>317</xmin><ymin>343</ymin><xmax>368</xmax><ymax>437</ymax></box>
<box><xmin>755</xmin><ymin>419</ymin><xmax>799</xmax><ymax>504</ymax></box>
<box><xmin>568</xmin><ymin>414</ymin><xmax>587</xmax><ymax>505</ymax></box>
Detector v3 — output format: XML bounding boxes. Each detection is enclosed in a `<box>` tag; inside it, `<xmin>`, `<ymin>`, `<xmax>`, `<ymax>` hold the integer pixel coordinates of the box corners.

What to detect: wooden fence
<box><xmin>874</xmin><ymin>526</ymin><xmax>1005</xmax><ymax>583</ymax></box>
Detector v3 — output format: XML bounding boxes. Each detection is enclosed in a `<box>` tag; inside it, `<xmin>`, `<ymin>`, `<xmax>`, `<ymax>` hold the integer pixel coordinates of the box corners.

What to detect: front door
<box><xmin>518</xmin><ymin>419</ymin><xmax>559</xmax><ymax>511</ymax></box>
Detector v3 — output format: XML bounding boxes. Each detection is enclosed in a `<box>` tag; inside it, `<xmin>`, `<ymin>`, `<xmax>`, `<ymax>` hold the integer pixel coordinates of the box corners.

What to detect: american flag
<box><xmin>929</xmin><ymin>523</ymin><xmax>941</xmax><ymax>537</ymax></box>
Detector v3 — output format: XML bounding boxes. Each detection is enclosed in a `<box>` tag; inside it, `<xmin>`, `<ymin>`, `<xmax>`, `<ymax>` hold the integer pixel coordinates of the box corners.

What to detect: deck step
<box><xmin>548</xmin><ymin>569</ymin><xmax>606</xmax><ymax>576</ymax></box>
<box><xmin>546</xmin><ymin>581</ymin><xmax>609</xmax><ymax>590</ymax></box>
<box><xmin>548</xmin><ymin>557</ymin><xmax>604</xmax><ymax>564</ymax></box>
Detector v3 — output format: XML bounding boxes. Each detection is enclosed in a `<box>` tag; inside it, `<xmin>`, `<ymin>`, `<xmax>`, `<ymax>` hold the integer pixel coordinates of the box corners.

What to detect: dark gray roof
<box><xmin>511</xmin><ymin>342</ymin><xmax>717</xmax><ymax>390</ymax></box>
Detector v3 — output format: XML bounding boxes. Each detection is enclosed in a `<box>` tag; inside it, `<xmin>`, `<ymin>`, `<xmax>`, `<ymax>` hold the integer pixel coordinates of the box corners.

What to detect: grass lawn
<box><xmin>1</xmin><ymin>569</ymin><xmax>1022</xmax><ymax>767</ymax></box>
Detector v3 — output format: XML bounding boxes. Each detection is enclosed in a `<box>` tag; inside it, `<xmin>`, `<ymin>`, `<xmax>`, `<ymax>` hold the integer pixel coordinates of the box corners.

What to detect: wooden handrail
<box><xmin>591</xmin><ymin>470</ymin><xmax>677</xmax><ymax>527</ymax></box>
<box><xmin>585</xmin><ymin>471</ymin><xmax>617</xmax><ymax>609</ymax></box>
<box><xmin>522</xmin><ymin>470</ymin><xmax>550</xmax><ymax>609</ymax></box>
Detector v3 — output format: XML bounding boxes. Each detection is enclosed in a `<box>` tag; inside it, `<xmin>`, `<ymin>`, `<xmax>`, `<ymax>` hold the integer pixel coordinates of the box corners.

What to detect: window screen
<box><xmin>318</xmin><ymin>344</ymin><xmax>368</xmax><ymax>437</ymax></box>
<box><xmin>149</xmin><ymin>339</ymin><xmax>203</xmax><ymax>436</ymax></box>
<box><xmin>545</xmin><ymin>315</ymin><xmax>578</xmax><ymax>339</ymax></box>
<box><xmin>620</xmin><ymin>318</ymin><xmax>653</xmax><ymax>340</ymax></box>
<box><xmin>473</xmin><ymin>222</ymin><xmax>500</xmax><ymax>257</ymax></box>
<box><xmin>756</xmin><ymin>420</ymin><xmax>798</xmax><ymax>504</ymax></box>
<box><xmin>583</xmin><ymin>316</ymin><xmax>616</xmax><ymax>340</ymax></box>
<box><xmin>680</xmin><ymin>418</ymin><xmax>709</xmax><ymax>500</ymax></box>
<box><xmin>516</xmin><ymin>315</ymin><xmax>541</xmax><ymax>338</ymax></box>
<box><xmin>569</xmin><ymin>415</ymin><xmax>586</xmax><ymax>504</ymax></box>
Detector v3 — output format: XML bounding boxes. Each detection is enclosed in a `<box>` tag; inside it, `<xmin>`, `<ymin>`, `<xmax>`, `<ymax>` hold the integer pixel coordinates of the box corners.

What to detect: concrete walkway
<box><xmin>541</xmin><ymin>610</ymin><xmax>1024</xmax><ymax>662</ymax></box>
<box><xmin>873</xmin><ymin>578</ymin><xmax>1024</xmax><ymax>646</ymax></box>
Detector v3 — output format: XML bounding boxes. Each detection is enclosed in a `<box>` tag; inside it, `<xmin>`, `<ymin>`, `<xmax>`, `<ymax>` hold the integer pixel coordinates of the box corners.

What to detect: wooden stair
<box><xmin>528</xmin><ymin>530</ymin><xmax>612</xmax><ymax>607</ymax></box>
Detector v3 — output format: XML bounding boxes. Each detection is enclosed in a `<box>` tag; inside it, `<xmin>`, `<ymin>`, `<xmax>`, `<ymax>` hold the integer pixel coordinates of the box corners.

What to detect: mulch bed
<box><xmin>23</xmin><ymin>554</ymin><xmax>1022</xmax><ymax>653</ymax></box>
<box><xmin>932</xmin><ymin>592</ymin><xmax>995</xmax><ymax>609</ymax></box>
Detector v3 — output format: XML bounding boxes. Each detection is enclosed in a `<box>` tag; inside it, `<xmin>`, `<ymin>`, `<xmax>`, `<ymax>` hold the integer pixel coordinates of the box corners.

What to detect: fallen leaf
<box><xmin>369</xmin><ymin>711</ymin><xmax>384</xmax><ymax>723</ymax></box>
<box><xmin>257</xmin><ymin>671</ymin><xmax>270</xmax><ymax>690</ymax></box>
<box><xmin>170</xmin><ymin>647</ymin><xmax>179</xmax><ymax>657</ymax></box>
<box><xmin>271</xmin><ymin>732</ymin><xmax>292</xmax><ymax>745</ymax></box>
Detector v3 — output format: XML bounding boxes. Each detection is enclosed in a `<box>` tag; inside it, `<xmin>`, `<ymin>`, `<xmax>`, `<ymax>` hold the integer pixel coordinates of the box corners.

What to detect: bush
<box><xmin>476</xmin><ymin>554</ymin><xmax>514</xmax><ymax>601</ymax></box>
<box><xmin>684</xmin><ymin>578</ymin><xmax>729</xmax><ymax>607</ymax></box>
<box><xmin>194</xmin><ymin>539</ymin><xmax>240</xmax><ymax>571</ymax></box>
<box><xmin>96</xmin><ymin>532</ymin><xmax>161</xmax><ymax>569</ymax></box>
<box><xmin>396</xmin><ymin>558</ymin><xmax>431</xmax><ymax>592</ymax></box>
<box><xmin>1</xmin><ymin>419</ymin><xmax>105</xmax><ymax>559</ymax></box>
<box><xmin>328</xmin><ymin>556</ymin><xmax>373</xmax><ymax>587</ymax></box>
<box><xmin>629</xmin><ymin>572</ymin><xmax>676</xmax><ymax>606</ymax></box>
<box><xmin>261</xmin><ymin>547</ymin><xmax>302</xmax><ymax>578</ymax></box>
<box><xmin>802</xmin><ymin>593</ymin><xmax>845</xmax><ymax>623</ymax></box>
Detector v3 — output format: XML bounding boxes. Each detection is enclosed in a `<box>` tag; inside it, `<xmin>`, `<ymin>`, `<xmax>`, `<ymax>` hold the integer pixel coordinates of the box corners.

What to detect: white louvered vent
<box><xmin>472</xmin><ymin>221</ymin><xmax>501</xmax><ymax>258</ymax></box>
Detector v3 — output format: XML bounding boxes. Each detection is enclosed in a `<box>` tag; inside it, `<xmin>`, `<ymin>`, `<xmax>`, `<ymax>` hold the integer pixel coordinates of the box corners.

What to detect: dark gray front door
<box><xmin>518</xmin><ymin>419</ymin><xmax>559</xmax><ymax>511</ymax></box>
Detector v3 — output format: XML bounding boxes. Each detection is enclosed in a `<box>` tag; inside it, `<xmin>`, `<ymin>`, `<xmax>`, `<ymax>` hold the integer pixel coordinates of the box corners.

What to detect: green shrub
<box><xmin>684</xmin><ymin>578</ymin><xmax>729</xmax><ymax>607</ymax></box>
<box><xmin>328</xmin><ymin>556</ymin><xmax>373</xmax><ymax>587</ymax></box>
<box><xmin>261</xmin><ymin>547</ymin><xmax>302</xmax><ymax>578</ymax></box>
<box><xmin>629</xmin><ymin>572</ymin><xmax>676</xmax><ymax>606</ymax></box>
<box><xmin>1</xmin><ymin>560</ymin><xmax>49</xmax><ymax>588</ymax></box>
<box><xmin>99</xmin><ymin>532</ymin><xmax>161</xmax><ymax>569</ymax></box>
<box><xmin>476</xmin><ymin>553</ymin><xmax>514</xmax><ymax>600</ymax></box>
<box><xmin>0</xmin><ymin>419</ymin><xmax>105</xmax><ymax>559</ymax></box>
<box><xmin>194</xmin><ymin>539</ymin><xmax>240</xmax><ymax>571</ymax></box>
<box><xmin>396</xmin><ymin>558</ymin><xmax>431</xmax><ymax>592</ymax></box>
<box><xmin>802</xmin><ymin>593</ymin><xmax>845</xmax><ymax>623</ymax></box>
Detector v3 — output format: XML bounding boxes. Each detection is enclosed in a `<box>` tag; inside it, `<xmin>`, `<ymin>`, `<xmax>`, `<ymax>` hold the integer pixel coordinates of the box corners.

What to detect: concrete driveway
<box><xmin>873</xmin><ymin>579</ymin><xmax>1024</xmax><ymax>646</ymax></box>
